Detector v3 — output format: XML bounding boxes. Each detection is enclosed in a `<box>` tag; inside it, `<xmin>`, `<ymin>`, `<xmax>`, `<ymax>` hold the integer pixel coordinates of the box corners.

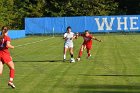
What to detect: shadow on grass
<box><xmin>79</xmin><ymin>74</ymin><xmax>140</xmax><ymax>77</ymax></box>
<box><xmin>78</xmin><ymin>84</ymin><xmax>140</xmax><ymax>93</ymax></box>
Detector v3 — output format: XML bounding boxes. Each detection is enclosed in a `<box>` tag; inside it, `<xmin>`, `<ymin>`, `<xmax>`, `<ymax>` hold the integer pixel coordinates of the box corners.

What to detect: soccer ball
<box><xmin>70</xmin><ymin>58</ymin><xmax>75</xmax><ymax>63</ymax></box>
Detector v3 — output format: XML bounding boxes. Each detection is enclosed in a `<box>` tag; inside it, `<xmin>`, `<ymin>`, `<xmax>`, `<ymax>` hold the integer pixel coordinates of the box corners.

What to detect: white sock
<box><xmin>64</xmin><ymin>54</ymin><xmax>66</xmax><ymax>59</ymax></box>
<box><xmin>9</xmin><ymin>78</ymin><xmax>13</xmax><ymax>82</ymax></box>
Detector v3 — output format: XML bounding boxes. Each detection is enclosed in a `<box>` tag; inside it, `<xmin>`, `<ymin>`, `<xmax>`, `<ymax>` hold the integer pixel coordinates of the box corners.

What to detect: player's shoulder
<box><xmin>4</xmin><ymin>35</ymin><xmax>10</xmax><ymax>38</ymax></box>
<box><xmin>64</xmin><ymin>32</ymin><xmax>67</xmax><ymax>35</ymax></box>
<box><xmin>4</xmin><ymin>35</ymin><xmax>11</xmax><ymax>40</ymax></box>
<box><xmin>89</xmin><ymin>34</ymin><xmax>93</xmax><ymax>37</ymax></box>
<box><xmin>70</xmin><ymin>32</ymin><xmax>74</xmax><ymax>35</ymax></box>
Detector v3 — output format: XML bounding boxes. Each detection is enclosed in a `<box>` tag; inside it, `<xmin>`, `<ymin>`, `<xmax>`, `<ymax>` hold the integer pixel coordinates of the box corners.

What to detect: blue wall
<box><xmin>25</xmin><ymin>15</ymin><xmax>140</xmax><ymax>34</ymax></box>
<box><xmin>8</xmin><ymin>30</ymin><xmax>25</xmax><ymax>39</ymax></box>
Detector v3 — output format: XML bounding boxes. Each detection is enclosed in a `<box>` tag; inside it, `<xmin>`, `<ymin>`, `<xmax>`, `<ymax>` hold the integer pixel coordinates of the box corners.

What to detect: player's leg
<box><xmin>63</xmin><ymin>47</ymin><xmax>68</xmax><ymax>62</ymax></box>
<box><xmin>69</xmin><ymin>43</ymin><xmax>74</xmax><ymax>59</ymax></box>
<box><xmin>7</xmin><ymin>61</ymin><xmax>15</xmax><ymax>82</ymax></box>
<box><xmin>87</xmin><ymin>49</ymin><xmax>91</xmax><ymax>58</ymax></box>
<box><xmin>0</xmin><ymin>61</ymin><xmax>3</xmax><ymax>76</ymax></box>
<box><xmin>6</xmin><ymin>61</ymin><xmax>16</xmax><ymax>88</ymax></box>
<box><xmin>78</xmin><ymin>45</ymin><xmax>85</xmax><ymax>57</ymax></box>
<box><xmin>77</xmin><ymin>44</ymin><xmax>85</xmax><ymax>61</ymax></box>
<box><xmin>2</xmin><ymin>53</ymin><xmax>16</xmax><ymax>88</ymax></box>
<box><xmin>69</xmin><ymin>47</ymin><xmax>75</xmax><ymax>62</ymax></box>
<box><xmin>69</xmin><ymin>47</ymin><xmax>74</xmax><ymax>58</ymax></box>
<box><xmin>86</xmin><ymin>45</ymin><xmax>92</xmax><ymax>58</ymax></box>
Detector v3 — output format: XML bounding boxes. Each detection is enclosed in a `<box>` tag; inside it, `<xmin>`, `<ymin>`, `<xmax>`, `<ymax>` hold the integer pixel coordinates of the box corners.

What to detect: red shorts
<box><xmin>82</xmin><ymin>43</ymin><xmax>92</xmax><ymax>50</ymax></box>
<box><xmin>0</xmin><ymin>52</ymin><xmax>12</xmax><ymax>64</ymax></box>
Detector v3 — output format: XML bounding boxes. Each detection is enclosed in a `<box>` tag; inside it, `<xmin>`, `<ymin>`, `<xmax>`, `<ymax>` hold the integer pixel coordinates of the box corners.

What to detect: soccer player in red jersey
<box><xmin>0</xmin><ymin>26</ymin><xmax>15</xmax><ymax>88</ymax></box>
<box><xmin>77</xmin><ymin>30</ymin><xmax>101</xmax><ymax>61</ymax></box>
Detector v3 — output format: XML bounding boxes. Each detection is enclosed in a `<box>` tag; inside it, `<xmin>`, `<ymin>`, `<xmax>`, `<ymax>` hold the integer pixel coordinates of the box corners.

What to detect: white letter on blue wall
<box><xmin>95</xmin><ymin>18</ymin><xmax>115</xmax><ymax>30</ymax></box>
<box><xmin>117</xmin><ymin>17</ymin><xmax>128</xmax><ymax>30</ymax></box>
<box><xmin>130</xmin><ymin>17</ymin><xmax>139</xmax><ymax>30</ymax></box>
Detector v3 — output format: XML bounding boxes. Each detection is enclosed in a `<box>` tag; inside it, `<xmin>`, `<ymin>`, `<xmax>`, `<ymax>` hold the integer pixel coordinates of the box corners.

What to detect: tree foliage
<box><xmin>0</xmin><ymin>0</ymin><xmax>139</xmax><ymax>29</ymax></box>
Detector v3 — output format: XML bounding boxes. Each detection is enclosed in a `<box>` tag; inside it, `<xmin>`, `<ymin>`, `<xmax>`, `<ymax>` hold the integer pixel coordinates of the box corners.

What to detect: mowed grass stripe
<box><xmin>0</xmin><ymin>34</ymin><xmax>140</xmax><ymax>93</ymax></box>
<box><xmin>77</xmin><ymin>35</ymin><xmax>140</xmax><ymax>92</ymax></box>
<box><xmin>12</xmin><ymin>37</ymin><xmax>63</xmax><ymax>61</ymax></box>
<box><xmin>15</xmin><ymin>62</ymin><xmax>65</xmax><ymax>93</ymax></box>
<box><xmin>115</xmin><ymin>35</ymin><xmax>140</xmax><ymax>87</ymax></box>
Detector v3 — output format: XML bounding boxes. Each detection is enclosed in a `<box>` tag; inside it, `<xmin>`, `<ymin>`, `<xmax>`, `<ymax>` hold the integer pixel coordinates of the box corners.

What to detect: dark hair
<box><xmin>2</xmin><ymin>26</ymin><xmax>6</xmax><ymax>30</ymax></box>
<box><xmin>67</xmin><ymin>26</ymin><xmax>71</xmax><ymax>31</ymax></box>
<box><xmin>0</xmin><ymin>26</ymin><xmax>8</xmax><ymax>38</ymax></box>
<box><xmin>85</xmin><ymin>30</ymin><xmax>89</xmax><ymax>33</ymax></box>
<box><xmin>1</xmin><ymin>26</ymin><xmax>8</xmax><ymax>33</ymax></box>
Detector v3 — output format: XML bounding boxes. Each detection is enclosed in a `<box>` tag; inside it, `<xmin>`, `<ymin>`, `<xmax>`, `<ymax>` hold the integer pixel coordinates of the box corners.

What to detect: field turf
<box><xmin>0</xmin><ymin>34</ymin><xmax>140</xmax><ymax>93</ymax></box>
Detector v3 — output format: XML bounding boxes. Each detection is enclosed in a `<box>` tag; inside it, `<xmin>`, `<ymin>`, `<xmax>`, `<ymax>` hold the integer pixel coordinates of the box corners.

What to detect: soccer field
<box><xmin>0</xmin><ymin>34</ymin><xmax>140</xmax><ymax>93</ymax></box>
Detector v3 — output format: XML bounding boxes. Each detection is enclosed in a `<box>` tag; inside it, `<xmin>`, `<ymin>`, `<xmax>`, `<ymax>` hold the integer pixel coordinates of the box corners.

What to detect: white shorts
<box><xmin>64</xmin><ymin>42</ymin><xmax>73</xmax><ymax>48</ymax></box>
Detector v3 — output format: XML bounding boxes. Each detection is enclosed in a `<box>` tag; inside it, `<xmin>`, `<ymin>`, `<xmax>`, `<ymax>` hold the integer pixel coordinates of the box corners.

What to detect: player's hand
<box><xmin>11</xmin><ymin>46</ymin><xmax>14</xmax><ymax>49</ymax></box>
<box><xmin>76</xmin><ymin>32</ymin><xmax>79</xmax><ymax>36</ymax></box>
<box><xmin>75</xmin><ymin>32</ymin><xmax>79</xmax><ymax>39</ymax></box>
<box><xmin>64</xmin><ymin>38</ymin><xmax>68</xmax><ymax>41</ymax></box>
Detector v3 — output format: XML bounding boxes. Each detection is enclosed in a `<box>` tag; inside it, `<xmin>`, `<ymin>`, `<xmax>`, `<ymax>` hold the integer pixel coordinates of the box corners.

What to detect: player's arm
<box><xmin>92</xmin><ymin>36</ymin><xmax>102</xmax><ymax>42</ymax></box>
<box><xmin>63</xmin><ymin>37</ymin><xmax>68</xmax><ymax>41</ymax></box>
<box><xmin>72</xmin><ymin>33</ymin><xmax>79</xmax><ymax>39</ymax></box>
<box><xmin>63</xmin><ymin>36</ymin><xmax>66</xmax><ymax>39</ymax></box>
<box><xmin>6</xmin><ymin>41</ymin><xmax>14</xmax><ymax>49</ymax></box>
<box><xmin>71</xmin><ymin>36</ymin><xmax>76</xmax><ymax>40</ymax></box>
<box><xmin>63</xmin><ymin>34</ymin><xmax>68</xmax><ymax>41</ymax></box>
<box><xmin>73</xmin><ymin>32</ymin><xmax>81</xmax><ymax>39</ymax></box>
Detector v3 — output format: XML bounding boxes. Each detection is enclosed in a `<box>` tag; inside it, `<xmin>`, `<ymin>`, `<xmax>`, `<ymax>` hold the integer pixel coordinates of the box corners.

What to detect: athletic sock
<box><xmin>78</xmin><ymin>50</ymin><xmax>83</xmax><ymax>58</ymax></box>
<box><xmin>9</xmin><ymin>69</ymin><xmax>15</xmax><ymax>82</ymax></box>
<box><xmin>87</xmin><ymin>49</ymin><xmax>91</xmax><ymax>57</ymax></box>
<box><xmin>70</xmin><ymin>54</ymin><xmax>73</xmax><ymax>58</ymax></box>
<box><xmin>64</xmin><ymin>54</ymin><xmax>66</xmax><ymax>59</ymax></box>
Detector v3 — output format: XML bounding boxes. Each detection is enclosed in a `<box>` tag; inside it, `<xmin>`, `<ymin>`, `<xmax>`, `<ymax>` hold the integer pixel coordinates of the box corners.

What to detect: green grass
<box><xmin>0</xmin><ymin>34</ymin><xmax>140</xmax><ymax>93</ymax></box>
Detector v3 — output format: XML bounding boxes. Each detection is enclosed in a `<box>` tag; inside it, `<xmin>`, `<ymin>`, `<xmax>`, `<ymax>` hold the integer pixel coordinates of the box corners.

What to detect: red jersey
<box><xmin>0</xmin><ymin>35</ymin><xmax>11</xmax><ymax>53</ymax></box>
<box><xmin>81</xmin><ymin>34</ymin><xmax>92</xmax><ymax>45</ymax></box>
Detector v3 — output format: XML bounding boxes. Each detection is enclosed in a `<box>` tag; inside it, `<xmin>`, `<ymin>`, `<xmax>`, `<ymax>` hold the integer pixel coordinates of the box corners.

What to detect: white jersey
<box><xmin>64</xmin><ymin>32</ymin><xmax>74</xmax><ymax>48</ymax></box>
<box><xmin>64</xmin><ymin>32</ymin><xmax>74</xmax><ymax>43</ymax></box>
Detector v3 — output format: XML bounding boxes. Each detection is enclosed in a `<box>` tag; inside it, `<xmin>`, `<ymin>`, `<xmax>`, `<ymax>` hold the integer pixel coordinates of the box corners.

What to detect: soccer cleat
<box><xmin>76</xmin><ymin>58</ymin><xmax>80</xmax><ymax>61</ymax></box>
<box><xmin>70</xmin><ymin>58</ymin><xmax>75</xmax><ymax>63</ymax></box>
<box><xmin>87</xmin><ymin>55</ymin><xmax>91</xmax><ymax>59</ymax></box>
<box><xmin>8</xmin><ymin>82</ymin><xmax>16</xmax><ymax>89</ymax></box>
<box><xmin>63</xmin><ymin>59</ymin><xmax>66</xmax><ymax>62</ymax></box>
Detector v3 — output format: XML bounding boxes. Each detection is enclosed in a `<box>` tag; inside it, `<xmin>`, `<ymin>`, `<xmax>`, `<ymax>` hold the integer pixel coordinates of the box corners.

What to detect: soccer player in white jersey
<box><xmin>63</xmin><ymin>26</ymin><xmax>77</xmax><ymax>63</ymax></box>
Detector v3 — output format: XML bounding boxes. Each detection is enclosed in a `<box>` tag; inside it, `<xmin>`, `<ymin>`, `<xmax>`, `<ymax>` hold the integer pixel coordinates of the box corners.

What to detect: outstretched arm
<box><xmin>92</xmin><ymin>36</ymin><xmax>102</xmax><ymax>42</ymax></box>
<box><xmin>70</xmin><ymin>33</ymin><xmax>79</xmax><ymax>40</ymax></box>
<box><xmin>72</xmin><ymin>34</ymin><xmax>78</xmax><ymax>39</ymax></box>
<box><xmin>73</xmin><ymin>32</ymin><xmax>81</xmax><ymax>39</ymax></box>
<box><xmin>6</xmin><ymin>41</ymin><xmax>14</xmax><ymax>49</ymax></box>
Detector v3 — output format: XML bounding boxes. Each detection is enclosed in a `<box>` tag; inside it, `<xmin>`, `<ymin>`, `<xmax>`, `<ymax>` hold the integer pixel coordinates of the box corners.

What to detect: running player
<box><xmin>77</xmin><ymin>30</ymin><xmax>101</xmax><ymax>61</ymax></box>
<box><xmin>63</xmin><ymin>26</ymin><xmax>77</xmax><ymax>63</ymax></box>
<box><xmin>0</xmin><ymin>26</ymin><xmax>15</xmax><ymax>88</ymax></box>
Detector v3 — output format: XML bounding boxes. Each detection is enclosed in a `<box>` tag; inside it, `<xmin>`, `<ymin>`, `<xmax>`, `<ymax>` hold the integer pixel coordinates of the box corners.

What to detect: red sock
<box><xmin>78</xmin><ymin>50</ymin><xmax>83</xmax><ymax>58</ymax></box>
<box><xmin>87</xmin><ymin>49</ymin><xmax>91</xmax><ymax>57</ymax></box>
<box><xmin>9</xmin><ymin>69</ymin><xmax>15</xmax><ymax>82</ymax></box>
